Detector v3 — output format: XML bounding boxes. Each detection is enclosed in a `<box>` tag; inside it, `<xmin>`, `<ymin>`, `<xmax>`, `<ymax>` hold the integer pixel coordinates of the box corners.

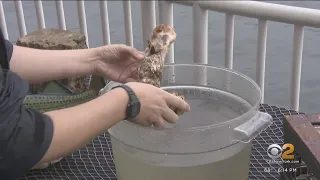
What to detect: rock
<box><xmin>16</xmin><ymin>28</ymin><xmax>91</xmax><ymax>94</ymax></box>
<box><xmin>16</xmin><ymin>28</ymin><xmax>87</xmax><ymax>50</ymax></box>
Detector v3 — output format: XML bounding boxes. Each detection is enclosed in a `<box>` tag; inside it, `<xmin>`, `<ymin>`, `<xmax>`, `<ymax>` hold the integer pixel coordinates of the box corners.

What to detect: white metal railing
<box><xmin>56</xmin><ymin>0</ymin><xmax>66</xmax><ymax>30</ymax></box>
<box><xmin>1</xmin><ymin>0</ymin><xmax>320</xmax><ymax>111</ymax></box>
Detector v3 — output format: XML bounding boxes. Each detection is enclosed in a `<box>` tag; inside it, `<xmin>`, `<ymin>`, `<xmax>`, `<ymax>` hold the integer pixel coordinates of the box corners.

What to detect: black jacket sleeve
<box><xmin>0</xmin><ymin>38</ymin><xmax>54</xmax><ymax>179</ymax></box>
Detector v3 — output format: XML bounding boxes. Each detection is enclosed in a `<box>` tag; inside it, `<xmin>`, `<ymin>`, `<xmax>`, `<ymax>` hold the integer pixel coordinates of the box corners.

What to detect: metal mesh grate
<box><xmin>248</xmin><ymin>105</ymin><xmax>302</xmax><ymax>180</ymax></box>
<box><xmin>17</xmin><ymin>104</ymin><xmax>304</xmax><ymax>180</ymax></box>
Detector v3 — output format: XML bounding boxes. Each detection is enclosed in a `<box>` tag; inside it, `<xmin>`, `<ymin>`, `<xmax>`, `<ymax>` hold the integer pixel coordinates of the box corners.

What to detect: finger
<box><xmin>126</xmin><ymin>46</ymin><xmax>144</xmax><ymax>60</ymax></box>
<box><xmin>151</xmin><ymin>118</ymin><xmax>165</xmax><ymax>128</ymax></box>
<box><xmin>162</xmin><ymin>107</ymin><xmax>179</xmax><ymax>124</ymax></box>
<box><xmin>164</xmin><ymin>92</ymin><xmax>191</xmax><ymax>113</ymax></box>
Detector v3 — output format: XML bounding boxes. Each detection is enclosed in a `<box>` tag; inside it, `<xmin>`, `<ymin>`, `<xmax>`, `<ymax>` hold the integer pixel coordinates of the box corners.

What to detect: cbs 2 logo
<box><xmin>267</xmin><ymin>143</ymin><xmax>295</xmax><ymax>160</ymax></box>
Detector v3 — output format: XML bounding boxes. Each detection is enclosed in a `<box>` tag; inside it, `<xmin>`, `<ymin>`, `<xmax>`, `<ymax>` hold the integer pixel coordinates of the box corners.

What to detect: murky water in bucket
<box><xmin>112</xmin><ymin>86</ymin><xmax>253</xmax><ymax>180</ymax></box>
<box><xmin>113</xmin><ymin>142</ymin><xmax>252</xmax><ymax>180</ymax></box>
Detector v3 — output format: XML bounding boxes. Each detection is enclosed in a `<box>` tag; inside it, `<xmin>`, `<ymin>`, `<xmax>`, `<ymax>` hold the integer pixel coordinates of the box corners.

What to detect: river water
<box><xmin>3</xmin><ymin>1</ymin><xmax>320</xmax><ymax>113</ymax></box>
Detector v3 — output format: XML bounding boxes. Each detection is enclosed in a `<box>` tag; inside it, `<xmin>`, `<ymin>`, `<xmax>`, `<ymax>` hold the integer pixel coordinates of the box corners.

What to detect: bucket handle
<box><xmin>233</xmin><ymin>112</ymin><xmax>273</xmax><ymax>143</ymax></box>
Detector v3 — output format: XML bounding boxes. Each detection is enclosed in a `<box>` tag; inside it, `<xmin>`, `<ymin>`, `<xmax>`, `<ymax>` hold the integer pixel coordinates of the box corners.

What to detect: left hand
<box><xmin>94</xmin><ymin>44</ymin><xmax>144</xmax><ymax>83</ymax></box>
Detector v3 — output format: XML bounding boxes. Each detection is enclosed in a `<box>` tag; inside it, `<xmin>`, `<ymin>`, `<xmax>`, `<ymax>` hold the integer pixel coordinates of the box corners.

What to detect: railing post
<box><xmin>34</xmin><ymin>0</ymin><xmax>46</xmax><ymax>29</ymax></box>
<box><xmin>256</xmin><ymin>19</ymin><xmax>268</xmax><ymax>103</ymax></box>
<box><xmin>290</xmin><ymin>25</ymin><xmax>304</xmax><ymax>111</ymax></box>
<box><xmin>123</xmin><ymin>0</ymin><xmax>133</xmax><ymax>47</ymax></box>
<box><xmin>55</xmin><ymin>0</ymin><xmax>66</xmax><ymax>30</ymax></box>
<box><xmin>159</xmin><ymin>1</ymin><xmax>174</xmax><ymax>64</ymax></box>
<box><xmin>100</xmin><ymin>0</ymin><xmax>111</xmax><ymax>45</ymax></box>
<box><xmin>225</xmin><ymin>14</ymin><xmax>234</xmax><ymax>69</ymax></box>
<box><xmin>140</xmin><ymin>1</ymin><xmax>156</xmax><ymax>48</ymax></box>
<box><xmin>193</xmin><ymin>3</ymin><xmax>208</xmax><ymax>85</ymax></box>
<box><xmin>14</xmin><ymin>0</ymin><xmax>27</xmax><ymax>37</ymax></box>
<box><xmin>193</xmin><ymin>4</ymin><xmax>208</xmax><ymax>64</ymax></box>
<box><xmin>159</xmin><ymin>1</ymin><xmax>175</xmax><ymax>84</ymax></box>
<box><xmin>0</xmin><ymin>1</ymin><xmax>8</xmax><ymax>39</ymax></box>
<box><xmin>77</xmin><ymin>0</ymin><xmax>89</xmax><ymax>48</ymax></box>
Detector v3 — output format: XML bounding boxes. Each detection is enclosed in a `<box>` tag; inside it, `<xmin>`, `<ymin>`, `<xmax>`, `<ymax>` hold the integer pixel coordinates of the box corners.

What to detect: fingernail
<box><xmin>136</xmin><ymin>52</ymin><xmax>144</xmax><ymax>59</ymax></box>
<box><xmin>186</xmin><ymin>104</ymin><xmax>191</xmax><ymax>111</ymax></box>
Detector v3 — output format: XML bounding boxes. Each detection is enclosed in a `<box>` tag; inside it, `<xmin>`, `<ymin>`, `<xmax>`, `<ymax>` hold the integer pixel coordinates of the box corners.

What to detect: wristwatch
<box><xmin>112</xmin><ymin>84</ymin><xmax>141</xmax><ymax>120</ymax></box>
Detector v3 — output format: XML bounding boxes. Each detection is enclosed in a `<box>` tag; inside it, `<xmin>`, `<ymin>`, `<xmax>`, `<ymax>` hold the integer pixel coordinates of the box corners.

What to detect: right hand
<box><xmin>125</xmin><ymin>82</ymin><xmax>191</xmax><ymax>128</ymax></box>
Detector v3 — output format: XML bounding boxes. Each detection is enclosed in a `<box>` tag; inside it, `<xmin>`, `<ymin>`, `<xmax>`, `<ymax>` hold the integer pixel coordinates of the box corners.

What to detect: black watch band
<box><xmin>112</xmin><ymin>84</ymin><xmax>141</xmax><ymax>120</ymax></box>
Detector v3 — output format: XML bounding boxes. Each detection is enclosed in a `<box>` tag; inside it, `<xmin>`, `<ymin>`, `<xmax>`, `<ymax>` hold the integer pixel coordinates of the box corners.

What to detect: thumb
<box><xmin>126</xmin><ymin>46</ymin><xmax>144</xmax><ymax>60</ymax></box>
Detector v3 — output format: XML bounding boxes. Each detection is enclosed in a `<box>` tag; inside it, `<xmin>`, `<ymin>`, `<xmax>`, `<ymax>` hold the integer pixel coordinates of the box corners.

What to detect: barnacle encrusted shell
<box><xmin>137</xmin><ymin>24</ymin><xmax>185</xmax><ymax>115</ymax></box>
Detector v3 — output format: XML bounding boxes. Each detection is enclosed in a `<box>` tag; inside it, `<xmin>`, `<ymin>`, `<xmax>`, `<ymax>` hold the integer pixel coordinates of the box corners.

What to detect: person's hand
<box><xmin>94</xmin><ymin>44</ymin><xmax>144</xmax><ymax>83</ymax></box>
<box><xmin>125</xmin><ymin>82</ymin><xmax>191</xmax><ymax>128</ymax></box>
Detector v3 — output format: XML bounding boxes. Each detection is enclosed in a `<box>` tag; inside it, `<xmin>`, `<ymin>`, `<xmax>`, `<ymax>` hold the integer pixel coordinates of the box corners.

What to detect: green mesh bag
<box><xmin>23</xmin><ymin>81</ymin><xmax>98</xmax><ymax>113</ymax></box>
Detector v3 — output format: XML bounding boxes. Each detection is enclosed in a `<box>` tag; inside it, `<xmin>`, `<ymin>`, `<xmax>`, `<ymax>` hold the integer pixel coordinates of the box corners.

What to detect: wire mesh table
<box><xmin>18</xmin><ymin>104</ymin><xmax>302</xmax><ymax>180</ymax></box>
